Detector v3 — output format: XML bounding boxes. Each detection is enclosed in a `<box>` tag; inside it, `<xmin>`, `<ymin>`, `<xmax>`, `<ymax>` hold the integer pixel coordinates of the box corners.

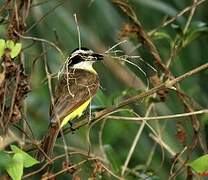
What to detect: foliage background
<box><xmin>0</xmin><ymin>0</ymin><xmax>208</xmax><ymax>179</ymax></box>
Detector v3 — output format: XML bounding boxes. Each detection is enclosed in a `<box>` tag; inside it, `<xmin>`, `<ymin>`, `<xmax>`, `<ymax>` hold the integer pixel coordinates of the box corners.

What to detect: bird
<box><xmin>37</xmin><ymin>47</ymin><xmax>103</xmax><ymax>161</ymax></box>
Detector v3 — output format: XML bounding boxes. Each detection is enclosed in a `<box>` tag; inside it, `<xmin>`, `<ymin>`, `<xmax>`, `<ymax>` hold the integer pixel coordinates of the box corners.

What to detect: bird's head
<box><xmin>68</xmin><ymin>47</ymin><xmax>103</xmax><ymax>66</ymax></box>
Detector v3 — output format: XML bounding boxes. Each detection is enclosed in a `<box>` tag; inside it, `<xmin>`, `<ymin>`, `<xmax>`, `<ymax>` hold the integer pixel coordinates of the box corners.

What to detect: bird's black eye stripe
<box><xmin>68</xmin><ymin>55</ymin><xmax>83</xmax><ymax>65</ymax></box>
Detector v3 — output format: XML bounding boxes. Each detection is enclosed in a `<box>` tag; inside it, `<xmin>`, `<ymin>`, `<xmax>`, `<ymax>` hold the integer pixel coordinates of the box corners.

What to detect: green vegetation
<box><xmin>0</xmin><ymin>0</ymin><xmax>208</xmax><ymax>179</ymax></box>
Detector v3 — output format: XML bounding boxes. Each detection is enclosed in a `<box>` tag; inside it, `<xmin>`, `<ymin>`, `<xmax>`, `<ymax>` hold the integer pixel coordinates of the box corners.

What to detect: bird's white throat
<box><xmin>72</xmin><ymin>61</ymin><xmax>96</xmax><ymax>73</ymax></box>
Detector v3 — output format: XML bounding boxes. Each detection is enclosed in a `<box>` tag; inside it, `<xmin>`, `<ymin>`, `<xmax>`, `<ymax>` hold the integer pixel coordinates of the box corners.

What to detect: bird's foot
<box><xmin>68</xmin><ymin>121</ymin><xmax>76</xmax><ymax>133</ymax></box>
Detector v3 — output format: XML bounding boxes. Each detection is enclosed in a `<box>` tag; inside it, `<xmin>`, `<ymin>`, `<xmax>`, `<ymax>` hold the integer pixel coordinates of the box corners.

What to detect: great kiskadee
<box><xmin>37</xmin><ymin>47</ymin><xmax>103</xmax><ymax>161</ymax></box>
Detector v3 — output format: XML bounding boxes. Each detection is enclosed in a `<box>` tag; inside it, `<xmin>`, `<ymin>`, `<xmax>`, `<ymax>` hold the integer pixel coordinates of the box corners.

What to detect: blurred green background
<box><xmin>1</xmin><ymin>0</ymin><xmax>208</xmax><ymax>179</ymax></box>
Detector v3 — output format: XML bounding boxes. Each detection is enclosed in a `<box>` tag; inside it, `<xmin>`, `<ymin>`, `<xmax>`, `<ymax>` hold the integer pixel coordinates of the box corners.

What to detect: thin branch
<box><xmin>107</xmin><ymin>109</ymin><xmax>208</xmax><ymax>122</ymax></box>
<box><xmin>162</xmin><ymin>0</ymin><xmax>206</xmax><ymax>28</ymax></box>
<box><xmin>170</xmin><ymin>147</ymin><xmax>188</xmax><ymax>178</ymax></box>
<box><xmin>42</xmin><ymin>158</ymin><xmax>97</xmax><ymax>180</ymax></box>
<box><xmin>26</xmin><ymin>1</ymin><xmax>64</xmax><ymax>33</ymax></box>
<box><xmin>113</xmin><ymin>0</ymin><xmax>170</xmax><ymax>75</ymax></box>
<box><xmin>5</xmin><ymin>65</ymin><xmax>21</xmax><ymax>130</ymax></box>
<box><xmin>183</xmin><ymin>0</ymin><xmax>199</xmax><ymax>33</ymax></box>
<box><xmin>74</xmin><ymin>14</ymin><xmax>81</xmax><ymax>49</ymax></box>
<box><xmin>14</xmin><ymin>30</ymin><xmax>64</xmax><ymax>58</ymax></box>
<box><xmin>149</xmin><ymin>134</ymin><xmax>184</xmax><ymax>163</ymax></box>
<box><xmin>62</xmin><ymin>62</ymin><xmax>208</xmax><ymax>134</ymax></box>
<box><xmin>101</xmin><ymin>163</ymin><xmax>124</xmax><ymax>180</ymax></box>
<box><xmin>121</xmin><ymin>104</ymin><xmax>153</xmax><ymax>176</ymax></box>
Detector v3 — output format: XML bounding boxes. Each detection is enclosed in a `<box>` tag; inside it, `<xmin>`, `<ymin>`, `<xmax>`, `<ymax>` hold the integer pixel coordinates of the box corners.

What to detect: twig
<box><xmin>113</xmin><ymin>0</ymin><xmax>170</xmax><ymax>75</ymax></box>
<box><xmin>183</xmin><ymin>0</ymin><xmax>199</xmax><ymax>33</ymax></box>
<box><xmin>14</xmin><ymin>30</ymin><xmax>64</xmax><ymax>58</ymax></box>
<box><xmin>26</xmin><ymin>1</ymin><xmax>64</xmax><ymax>33</ymax></box>
<box><xmin>101</xmin><ymin>163</ymin><xmax>124</xmax><ymax>180</ymax></box>
<box><xmin>61</xmin><ymin>63</ymin><xmax>208</xmax><ymax>134</ymax></box>
<box><xmin>99</xmin><ymin>120</ymin><xmax>107</xmax><ymax>159</ymax></box>
<box><xmin>165</xmin><ymin>63</ymin><xmax>208</xmax><ymax>88</ymax></box>
<box><xmin>0</xmin><ymin>129</ymin><xmax>22</xmax><ymax>149</ymax></box>
<box><xmin>121</xmin><ymin>104</ymin><xmax>153</xmax><ymax>176</ymax></box>
<box><xmin>107</xmin><ymin>109</ymin><xmax>208</xmax><ymax>122</ymax></box>
<box><xmin>149</xmin><ymin>134</ymin><xmax>184</xmax><ymax>162</ymax></box>
<box><xmin>0</xmin><ymin>81</ymin><xmax>7</xmax><ymax>131</ymax></box>
<box><xmin>161</xmin><ymin>0</ymin><xmax>206</xmax><ymax>28</ymax></box>
<box><xmin>42</xmin><ymin>158</ymin><xmax>97</xmax><ymax>180</ymax></box>
<box><xmin>150</xmin><ymin>134</ymin><xmax>188</xmax><ymax>180</ymax></box>
<box><xmin>23</xmin><ymin>148</ymin><xmax>104</xmax><ymax>179</ymax></box>
<box><xmin>170</xmin><ymin>147</ymin><xmax>188</xmax><ymax>178</ymax></box>
<box><xmin>104</xmin><ymin>40</ymin><xmax>127</xmax><ymax>53</ymax></box>
<box><xmin>5</xmin><ymin>65</ymin><xmax>21</xmax><ymax>130</ymax></box>
<box><xmin>74</xmin><ymin>14</ymin><xmax>81</xmax><ymax>49</ymax></box>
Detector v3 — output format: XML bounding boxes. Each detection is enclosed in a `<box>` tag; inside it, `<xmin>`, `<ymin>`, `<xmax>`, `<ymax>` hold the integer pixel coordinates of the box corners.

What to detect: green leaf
<box><xmin>10</xmin><ymin>145</ymin><xmax>39</xmax><ymax>168</ymax></box>
<box><xmin>153</xmin><ymin>31</ymin><xmax>172</xmax><ymax>42</ymax></box>
<box><xmin>171</xmin><ymin>22</ymin><xmax>208</xmax><ymax>47</ymax></box>
<box><xmin>171</xmin><ymin>24</ymin><xmax>183</xmax><ymax>35</ymax></box>
<box><xmin>0</xmin><ymin>39</ymin><xmax>5</xmax><ymax>57</ymax></box>
<box><xmin>10</xmin><ymin>43</ymin><xmax>22</xmax><ymax>58</ymax></box>
<box><xmin>6</xmin><ymin>153</ymin><xmax>24</xmax><ymax>180</ymax></box>
<box><xmin>188</xmin><ymin>154</ymin><xmax>208</xmax><ymax>173</ymax></box>
<box><xmin>103</xmin><ymin>145</ymin><xmax>121</xmax><ymax>173</ymax></box>
<box><xmin>6</xmin><ymin>40</ymin><xmax>14</xmax><ymax>49</ymax></box>
<box><xmin>183</xmin><ymin>21</ymin><xmax>208</xmax><ymax>47</ymax></box>
<box><xmin>0</xmin><ymin>151</ymin><xmax>12</xmax><ymax>169</ymax></box>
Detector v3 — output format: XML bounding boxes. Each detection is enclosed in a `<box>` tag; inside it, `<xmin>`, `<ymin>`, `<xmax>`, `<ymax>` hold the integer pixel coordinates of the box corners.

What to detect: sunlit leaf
<box><xmin>6</xmin><ymin>153</ymin><xmax>24</xmax><ymax>180</ymax></box>
<box><xmin>10</xmin><ymin>145</ymin><xmax>39</xmax><ymax>168</ymax></box>
<box><xmin>188</xmin><ymin>154</ymin><xmax>208</xmax><ymax>173</ymax></box>
<box><xmin>6</xmin><ymin>40</ymin><xmax>14</xmax><ymax>50</ymax></box>
<box><xmin>0</xmin><ymin>39</ymin><xmax>5</xmax><ymax>57</ymax></box>
<box><xmin>153</xmin><ymin>31</ymin><xmax>172</xmax><ymax>42</ymax></box>
<box><xmin>10</xmin><ymin>43</ymin><xmax>22</xmax><ymax>58</ymax></box>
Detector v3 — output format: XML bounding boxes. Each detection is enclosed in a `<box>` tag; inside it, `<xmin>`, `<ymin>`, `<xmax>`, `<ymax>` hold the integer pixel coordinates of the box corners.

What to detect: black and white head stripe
<box><xmin>70</xmin><ymin>47</ymin><xmax>94</xmax><ymax>59</ymax></box>
<box><xmin>68</xmin><ymin>47</ymin><xmax>103</xmax><ymax>66</ymax></box>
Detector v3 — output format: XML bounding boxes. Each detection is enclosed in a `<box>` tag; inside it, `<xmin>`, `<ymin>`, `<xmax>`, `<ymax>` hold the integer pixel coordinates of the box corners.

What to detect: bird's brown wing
<box><xmin>50</xmin><ymin>68</ymin><xmax>100</xmax><ymax>124</ymax></box>
<box><xmin>37</xmin><ymin>68</ymin><xmax>100</xmax><ymax>161</ymax></box>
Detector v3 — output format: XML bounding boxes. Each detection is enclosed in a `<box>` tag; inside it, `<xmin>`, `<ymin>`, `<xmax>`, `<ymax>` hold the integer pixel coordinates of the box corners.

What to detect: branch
<box><xmin>14</xmin><ymin>30</ymin><xmax>64</xmax><ymax>58</ymax></box>
<box><xmin>113</xmin><ymin>0</ymin><xmax>169</xmax><ymax>75</ymax></box>
<box><xmin>65</xmin><ymin>63</ymin><xmax>208</xmax><ymax>133</ymax></box>
<box><xmin>107</xmin><ymin>109</ymin><xmax>208</xmax><ymax>122</ymax></box>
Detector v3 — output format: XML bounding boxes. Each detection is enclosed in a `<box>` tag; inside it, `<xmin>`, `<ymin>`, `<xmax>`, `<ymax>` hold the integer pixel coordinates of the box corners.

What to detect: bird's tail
<box><xmin>36</xmin><ymin>123</ymin><xmax>59</xmax><ymax>161</ymax></box>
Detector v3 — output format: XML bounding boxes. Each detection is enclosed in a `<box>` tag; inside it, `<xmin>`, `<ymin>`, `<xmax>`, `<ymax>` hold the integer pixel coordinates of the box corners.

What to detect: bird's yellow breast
<box><xmin>60</xmin><ymin>98</ymin><xmax>91</xmax><ymax>128</ymax></box>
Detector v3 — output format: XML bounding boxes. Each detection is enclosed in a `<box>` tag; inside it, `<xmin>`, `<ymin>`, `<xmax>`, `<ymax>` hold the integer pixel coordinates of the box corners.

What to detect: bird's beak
<box><xmin>92</xmin><ymin>53</ymin><xmax>103</xmax><ymax>60</ymax></box>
